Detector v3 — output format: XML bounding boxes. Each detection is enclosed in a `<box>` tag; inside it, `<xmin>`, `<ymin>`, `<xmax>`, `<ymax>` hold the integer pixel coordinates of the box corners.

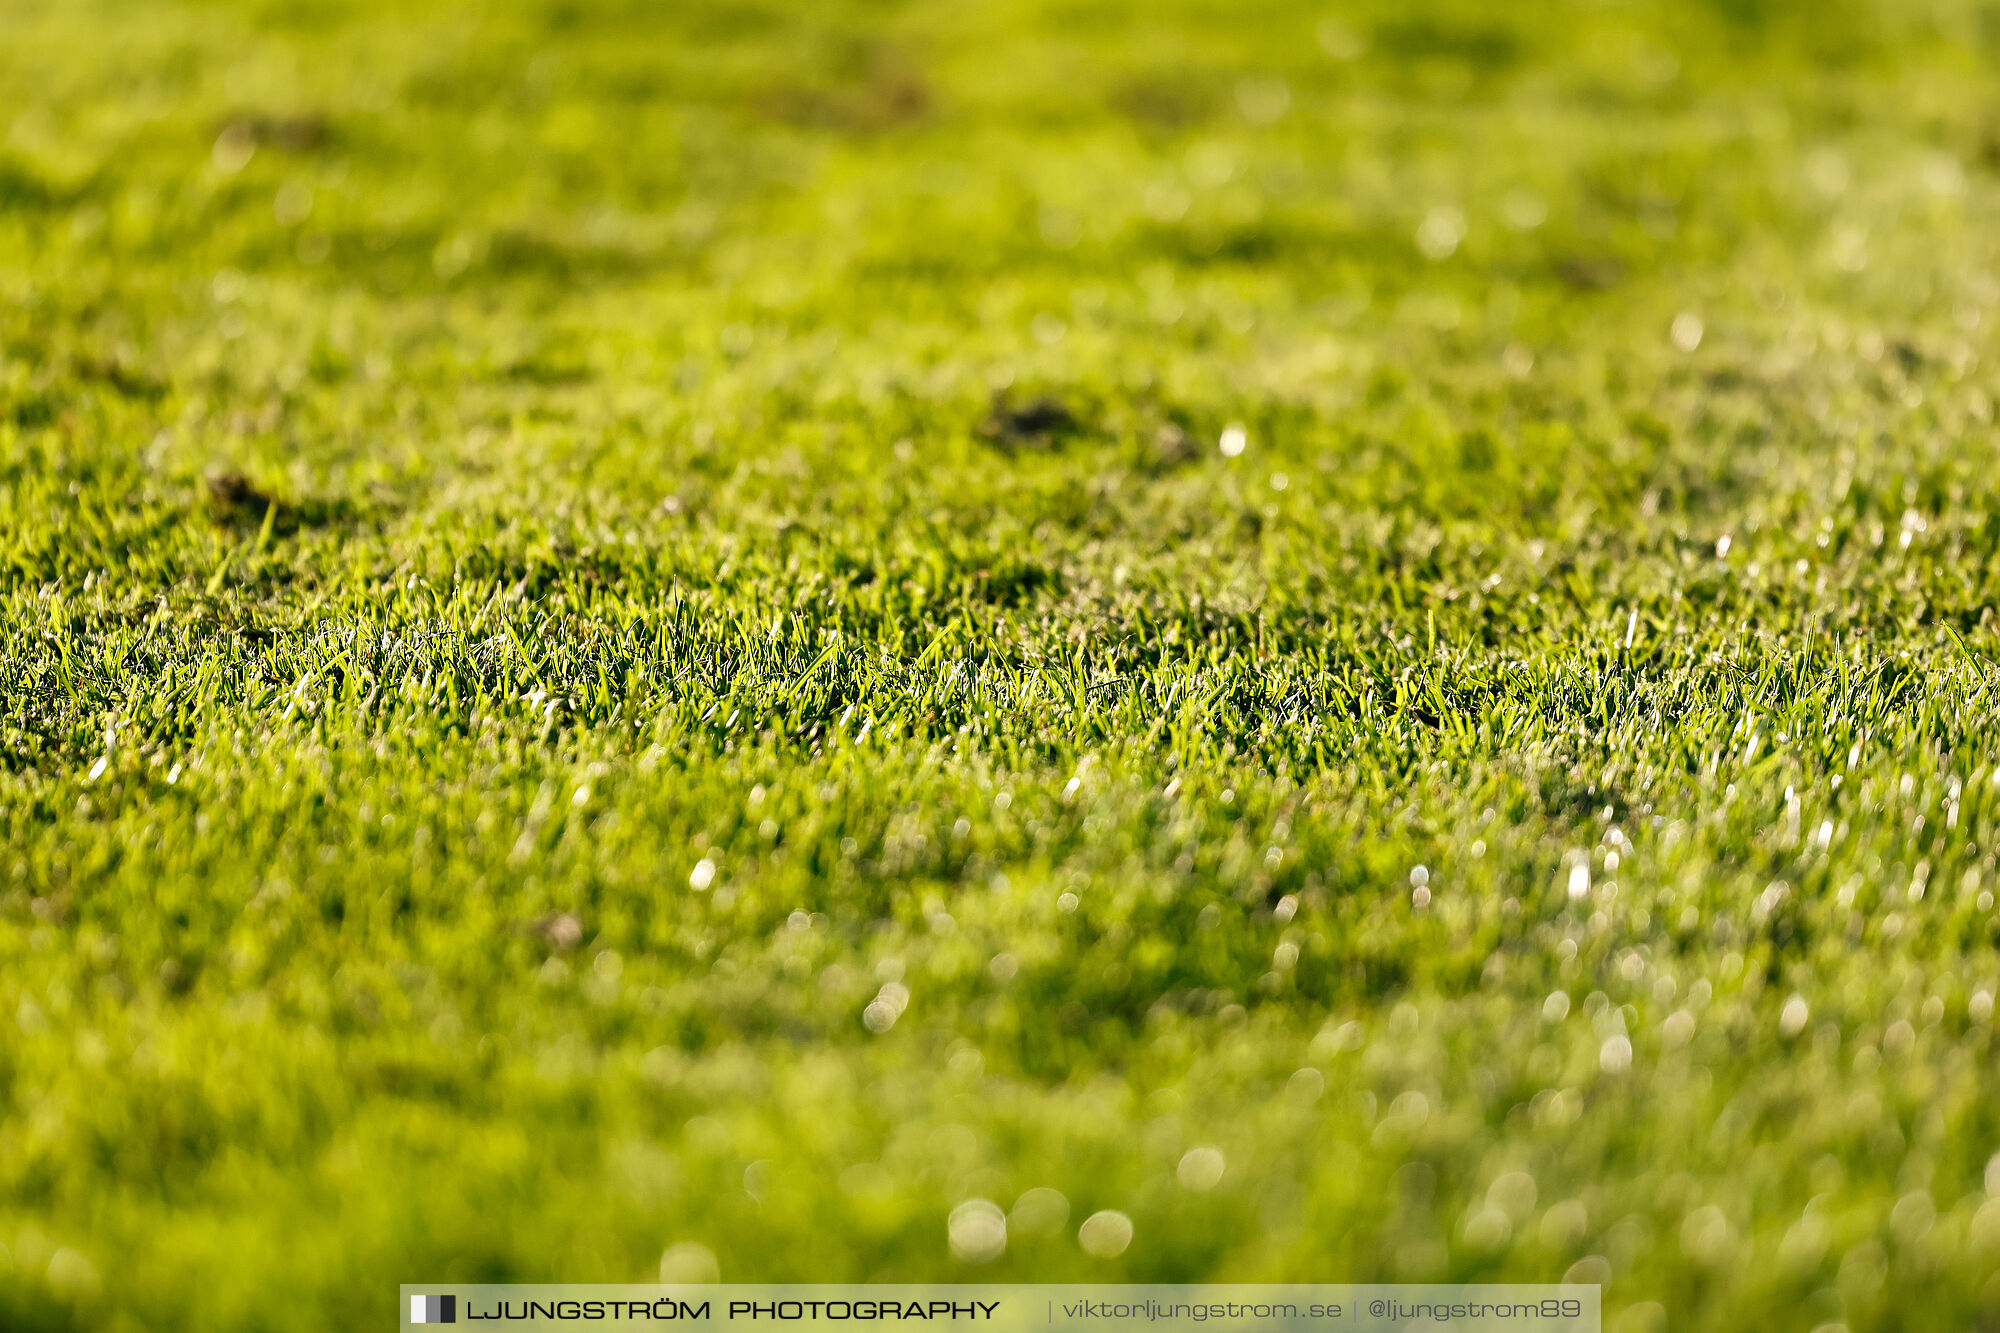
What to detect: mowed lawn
<box><xmin>5</xmin><ymin>0</ymin><xmax>2000</xmax><ymax>1329</ymax></box>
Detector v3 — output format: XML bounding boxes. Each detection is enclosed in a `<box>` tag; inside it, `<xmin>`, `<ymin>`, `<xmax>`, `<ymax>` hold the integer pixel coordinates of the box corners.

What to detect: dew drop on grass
<box><xmin>1681</xmin><ymin>1206</ymin><xmax>1730</xmax><ymax>1263</ymax></box>
<box><xmin>45</xmin><ymin>1248</ymin><xmax>100</xmax><ymax>1300</ymax></box>
<box><xmin>1315</xmin><ymin>18</ymin><xmax>1367</xmax><ymax>60</ymax></box>
<box><xmin>1010</xmin><ymin>1187</ymin><xmax>1070</xmax><ymax>1237</ymax></box>
<box><xmin>1501</xmin><ymin>189</ymin><xmax>1547</xmax><ymax>231</ymax></box>
<box><xmin>1416</xmin><ymin>206</ymin><xmax>1465</xmax><ymax>261</ymax></box>
<box><xmin>1541</xmin><ymin>1200</ymin><xmax>1589</xmax><ymax>1248</ymax></box>
<box><xmin>1600</xmin><ymin>1035</ymin><xmax>1633</xmax><ymax>1073</ymax></box>
<box><xmin>947</xmin><ymin>1199</ymin><xmax>1007</xmax><ymax>1263</ymax></box>
<box><xmin>1489</xmin><ymin>1171</ymin><xmax>1538</xmax><ymax>1219</ymax></box>
<box><xmin>1176</xmin><ymin>1147</ymin><xmax>1225</xmax><ymax>1191</ymax></box>
<box><xmin>1234</xmin><ymin>77</ymin><xmax>1291</xmax><ymax>125</ymax></box>
<box><xmin>1078</xmin><ymin>1210</ymin><xmax>1134</xmax><ymax>1257</ymax></box>
<box><xmin>210</xmin><ymin>124</ymin><xmax>255</xmax><ymax>174</ymax></box>
<box><xmin>658</xmin><ymin>1242</ymin><xmax>719</xmax><ymax>1283</ymax></box>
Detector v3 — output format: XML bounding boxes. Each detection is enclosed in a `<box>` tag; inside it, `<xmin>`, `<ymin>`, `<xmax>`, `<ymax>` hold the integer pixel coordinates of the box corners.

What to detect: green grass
<box><xmin>6</xmin><ymin>0</ymin><xmax>2000</xmax><ymax>1329</ymax></box>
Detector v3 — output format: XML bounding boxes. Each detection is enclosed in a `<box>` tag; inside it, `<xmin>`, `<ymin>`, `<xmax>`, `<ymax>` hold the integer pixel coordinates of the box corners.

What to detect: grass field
<box><xmin>6</xmin><ymin>0</ymin><xmax>2000</xmax><ymax>1329</ymax></box>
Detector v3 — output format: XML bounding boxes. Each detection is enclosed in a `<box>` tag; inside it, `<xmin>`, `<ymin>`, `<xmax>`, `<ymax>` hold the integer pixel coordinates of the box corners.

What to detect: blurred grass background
<box><xmin>5</xmin><ymin>1</ymin><xmax>2000</xmax><ymax>1330</ymax></box>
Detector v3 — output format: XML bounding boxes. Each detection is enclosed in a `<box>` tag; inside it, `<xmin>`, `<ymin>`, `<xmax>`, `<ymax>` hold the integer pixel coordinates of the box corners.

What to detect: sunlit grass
<box><xmin>4</xmin><ymin>1</ymin><xmax>2000</xmax><ymax>1330</ymax></box>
